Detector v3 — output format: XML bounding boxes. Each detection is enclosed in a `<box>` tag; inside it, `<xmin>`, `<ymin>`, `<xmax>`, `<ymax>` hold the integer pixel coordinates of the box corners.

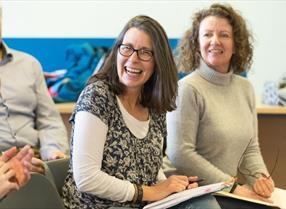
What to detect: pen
<box><xmin>189</xmin><ymin>178</ymin><xmax>205</xmax><ymax>184</ymax></box>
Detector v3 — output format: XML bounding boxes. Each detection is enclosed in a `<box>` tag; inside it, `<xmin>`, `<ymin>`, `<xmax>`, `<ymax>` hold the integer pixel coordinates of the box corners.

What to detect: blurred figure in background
<box><xmin>0</xmin><ymin>7</ymin><xmax>68</xmax><ymax>174</ymax></box>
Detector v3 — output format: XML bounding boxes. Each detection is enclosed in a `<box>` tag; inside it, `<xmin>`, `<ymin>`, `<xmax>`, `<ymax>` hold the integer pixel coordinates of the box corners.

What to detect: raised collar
<box><xmin>196</xmin><ymin>60</ymin><xmax>233</xmax><ymax>86</ymax></box>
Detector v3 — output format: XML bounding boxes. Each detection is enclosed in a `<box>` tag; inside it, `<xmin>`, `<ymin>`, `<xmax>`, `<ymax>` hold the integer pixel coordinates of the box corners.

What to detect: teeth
<box><xmin>209</xmin><ymin>49</ymin><xmax>223</xmax><ymax>54</ymax></box>
<box><xmin>125</xmin><ymin>67</ymin><xmax>142</xmax><ymax>74</ymax></box>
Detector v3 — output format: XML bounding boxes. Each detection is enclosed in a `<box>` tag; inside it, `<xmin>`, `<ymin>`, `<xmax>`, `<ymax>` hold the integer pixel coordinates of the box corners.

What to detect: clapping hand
<box><xmin>0</xmin><ymin>145</ymin><xmax>33</xmax><ymax>198</ymax></box>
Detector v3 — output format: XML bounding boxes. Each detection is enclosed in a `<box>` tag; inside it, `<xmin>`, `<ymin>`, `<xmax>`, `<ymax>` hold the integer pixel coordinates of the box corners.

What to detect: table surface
<box><xmin>55</xmin><ymin>102</ymin><xmax>286</xmax><ymax>115</ymax></box>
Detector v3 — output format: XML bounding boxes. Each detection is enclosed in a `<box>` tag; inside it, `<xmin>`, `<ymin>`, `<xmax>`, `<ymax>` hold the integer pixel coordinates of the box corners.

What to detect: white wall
<box><xmin>2</xmin><ymin>0</ymin><xmax>286</xmax><ymax>96</ymax></box>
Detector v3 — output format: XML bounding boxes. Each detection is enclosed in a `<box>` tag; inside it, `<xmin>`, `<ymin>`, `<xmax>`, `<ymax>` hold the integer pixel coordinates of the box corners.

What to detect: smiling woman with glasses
<box><xmin>62</xmin><ymin>15</ymin><xmax>222</xmax><ymax>209</ymax></box>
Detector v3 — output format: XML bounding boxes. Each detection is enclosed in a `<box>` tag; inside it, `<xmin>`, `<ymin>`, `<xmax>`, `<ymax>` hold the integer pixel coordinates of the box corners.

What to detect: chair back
<box><xmin>0</xmin><ymin>173</ymin><xmax>65</xmax><ymax>209</ymax></box>
<box><xmin>46</xmin><ymin>157</ymin><xmax>70</xmax><ymax>195</ymax></box>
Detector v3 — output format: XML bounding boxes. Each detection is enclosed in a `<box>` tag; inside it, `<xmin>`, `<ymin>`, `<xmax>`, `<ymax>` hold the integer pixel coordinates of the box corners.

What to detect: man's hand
<box><xmin>31</xmin><ymin>157</ymin><xmax>45</xmax><ymax>174</ymax></box>
<box><xmin>48</xmin><ymin>151</ymin><xmax>67</xmax><ymax>161</ymax></box>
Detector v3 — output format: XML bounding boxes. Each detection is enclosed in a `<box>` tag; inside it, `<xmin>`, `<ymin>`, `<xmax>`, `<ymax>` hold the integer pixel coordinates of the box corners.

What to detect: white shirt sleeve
<box><xmin>72</xmin><ymin>111</ymin><xmax>135</xmax><ymax>202</ymax></box>
<box><xmin>157</xmin><ymin>167</ymin><xmax>167</xmax><ymax>182</ymax></box>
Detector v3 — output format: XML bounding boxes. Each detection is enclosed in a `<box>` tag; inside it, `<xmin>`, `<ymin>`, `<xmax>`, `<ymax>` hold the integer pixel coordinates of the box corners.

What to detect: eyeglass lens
<box><xmin>119</xmin><ymin>44</ymin><xmax>153</xmax><ymax>61</ymax></box>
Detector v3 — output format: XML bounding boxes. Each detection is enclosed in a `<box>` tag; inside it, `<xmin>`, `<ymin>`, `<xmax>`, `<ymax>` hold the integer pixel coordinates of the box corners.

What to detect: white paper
<box><xmin>143</xmin><ymin>182</ymin><xmax>227</xmax><ymax>209</ymax></box>
<box><xmin>215</xmin><ymin>187</ymin><xmax>286</xmax><ymax>209</ymax></box>
<box><xmin>271</xmin><ymin>187</ymin><xmax>286</xmax><ymax>209</ymax></box>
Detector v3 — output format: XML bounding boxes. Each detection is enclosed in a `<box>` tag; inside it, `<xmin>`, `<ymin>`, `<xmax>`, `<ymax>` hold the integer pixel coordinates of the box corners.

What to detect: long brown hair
<box><xmin>176</xmin><ymin>3</ymin><xmax>253</xmax><ymax>74</ymax></box>
<box><xmin>89</xmin><ymin>15</ymin><xmax>178</xmax><ymax>114</ymax></box>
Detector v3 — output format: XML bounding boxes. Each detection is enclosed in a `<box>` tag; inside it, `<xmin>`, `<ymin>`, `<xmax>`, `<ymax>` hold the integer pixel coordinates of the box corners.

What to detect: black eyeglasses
<box><xmin>237</xmin><ymin>138</ymin><xmax>279</xmax><ymax>179</ymax></box>
<box><xmin>118</xmin><ymin>44</ymin><xmax>153</xmax><ymax>61</ymax></box>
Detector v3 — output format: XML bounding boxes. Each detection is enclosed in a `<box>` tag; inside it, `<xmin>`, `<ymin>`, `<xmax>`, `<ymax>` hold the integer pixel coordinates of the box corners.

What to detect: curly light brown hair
<box><xmin>176</xmin><ymin>3</ymin><xmax>253</xmax><ymax>74</ymax></box>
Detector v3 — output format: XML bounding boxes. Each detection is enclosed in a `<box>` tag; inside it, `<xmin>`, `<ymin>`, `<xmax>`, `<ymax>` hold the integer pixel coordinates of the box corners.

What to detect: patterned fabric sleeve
<box><xmin>74</xmin><ymin>80</ymin><xmax>111</xmax><ymax>125</ymax></box>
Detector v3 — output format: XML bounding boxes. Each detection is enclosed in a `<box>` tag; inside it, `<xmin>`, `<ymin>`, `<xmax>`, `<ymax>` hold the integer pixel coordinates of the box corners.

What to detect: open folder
<box><xmin>214</xmin><ymin>187</ymin><xmax>286</xmax><ymax>209</ymax></box>
<box><xmin>143</xmin><ymin>182</ymin><xmax>228</xmax><ymax>209</ymax></box>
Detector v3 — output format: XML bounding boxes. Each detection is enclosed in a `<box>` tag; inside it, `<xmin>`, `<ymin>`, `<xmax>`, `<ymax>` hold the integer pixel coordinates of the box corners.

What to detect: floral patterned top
<box><xmin>62</xmin><ymin>79</ymin><xmax>166</xmax><ymax>209</ymax></box>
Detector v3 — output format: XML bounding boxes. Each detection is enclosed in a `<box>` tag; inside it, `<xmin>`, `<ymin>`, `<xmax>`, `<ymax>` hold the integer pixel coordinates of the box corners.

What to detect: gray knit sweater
<box><xmin>163</xmin><ymin>61</ymin><xmax>268</xmax><ymax>186</ymax></box>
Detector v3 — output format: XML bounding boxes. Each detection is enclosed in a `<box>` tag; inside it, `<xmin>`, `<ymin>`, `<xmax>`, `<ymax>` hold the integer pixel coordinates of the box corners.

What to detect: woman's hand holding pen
<box><xmin>142</xmin><ymin>175</ymin><xmax>201</xmax><ymax>202</ymax></box>
<box><xmin>188</xmin><ymin>176</ymin><xmax>204</xmax><ymax>189</ymax></box>
<box><xmin>253</xmin><ymin>174</ymin><xmax>275</xmax><ymax>198</ymax></box>
<box><xmin>233</xmin><ymin>184</ymin><xmax>273</xmax><ymax>203</ymax></box>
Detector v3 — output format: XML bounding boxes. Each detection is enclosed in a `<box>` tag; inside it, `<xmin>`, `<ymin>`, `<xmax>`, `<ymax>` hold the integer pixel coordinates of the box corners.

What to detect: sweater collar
<box><xmin>196</xmin><ymin>60</ymin><xmax>233</xmax><ymax>86</ymax></box>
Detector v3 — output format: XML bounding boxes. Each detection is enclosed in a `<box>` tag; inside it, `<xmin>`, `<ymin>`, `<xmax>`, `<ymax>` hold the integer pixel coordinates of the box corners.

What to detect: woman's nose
<box><xmin>210</xmin><ymin>34</ymin><xmax>220</xmax><ymax>45</ymax></box>
<box><xmin>128</xmin><ymin>51</ymin><xmax>140</xmax><ymax>62</ymax></box>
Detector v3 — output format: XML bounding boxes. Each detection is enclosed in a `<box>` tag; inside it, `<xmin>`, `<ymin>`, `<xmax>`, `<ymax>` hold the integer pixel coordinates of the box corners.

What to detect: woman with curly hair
<box><xmin>164</xmin><ymin>3</ymin><xmax>275</xmax><ymax>206</ymax></box>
